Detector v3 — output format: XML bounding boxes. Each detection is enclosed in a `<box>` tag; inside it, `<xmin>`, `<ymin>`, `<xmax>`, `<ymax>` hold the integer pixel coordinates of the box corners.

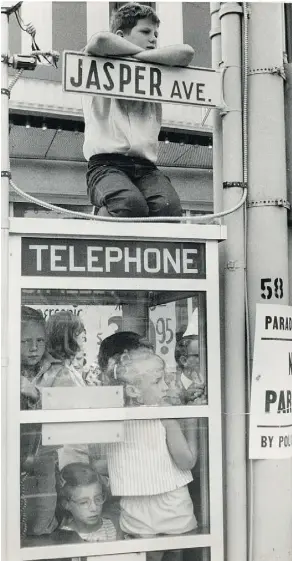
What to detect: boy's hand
<box><xmin>184</xmin><ymin>381</ymin><xmax>207</xmax><ymax>405</ymax></box>
<box><xmin>20</xmin><ymin>376</ymin><xmax>39</xmax><ymax>401</ymax></box>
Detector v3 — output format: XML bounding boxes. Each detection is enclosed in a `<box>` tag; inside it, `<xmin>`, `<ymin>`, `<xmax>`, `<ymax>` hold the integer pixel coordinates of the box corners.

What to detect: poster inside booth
<box><xmin>7</xmin><ymin>222</ymin><xmax>225</xmax><ymax>561</ymax></box>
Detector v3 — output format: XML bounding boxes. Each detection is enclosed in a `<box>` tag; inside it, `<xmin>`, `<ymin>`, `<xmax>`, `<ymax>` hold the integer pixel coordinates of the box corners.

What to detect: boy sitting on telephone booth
<box><xmin>83</xmin><ymin>2</ymin><xmax>194</xmax><ymax>218</ymax></box>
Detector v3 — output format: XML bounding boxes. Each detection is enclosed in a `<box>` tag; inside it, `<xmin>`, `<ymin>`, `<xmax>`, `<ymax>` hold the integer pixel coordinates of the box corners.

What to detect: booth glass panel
<box><xmin>20</xmin><ymin>419</ymin><xmax>210</xmax><ymax>549</ymax></box>
<box><xmin>20</xmin><ymin>289</ymin><xmax>208</xmax><ymax>410</ymax></box>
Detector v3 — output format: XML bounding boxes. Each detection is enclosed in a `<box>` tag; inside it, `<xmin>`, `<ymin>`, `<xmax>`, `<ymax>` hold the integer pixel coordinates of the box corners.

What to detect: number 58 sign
<box><xmin>261</xmin><ymin>278</ymin><xmax>284</xmax><ymax>300</ymax></box>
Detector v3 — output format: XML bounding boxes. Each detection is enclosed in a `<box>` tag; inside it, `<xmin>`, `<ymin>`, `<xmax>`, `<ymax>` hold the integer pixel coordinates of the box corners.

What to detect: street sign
<box><xmin>63</xmin><ymin>51</ymin><xmax>221</xmax><ymax>108</ymax></box>
<box><xmin>249</xmin><ymin>304</ymin><xmax>292</xmax><ymax>459</ymax></box>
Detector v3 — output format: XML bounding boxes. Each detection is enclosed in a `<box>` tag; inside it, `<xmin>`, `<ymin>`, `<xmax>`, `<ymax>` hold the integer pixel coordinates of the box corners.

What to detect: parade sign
<box><xmin>21</xmin><ymin>238</ymin><xmax>206</xmax><ymax>279</ymax></box>
<box><xmin>249</xmin><ymin>304</ymin><xmax>292</xmax><ymax>459</ymax></box>
<box><xmin>63</xmin><ymin>51</ymin><xmax>221</xmax><ymax>108</ymax></box>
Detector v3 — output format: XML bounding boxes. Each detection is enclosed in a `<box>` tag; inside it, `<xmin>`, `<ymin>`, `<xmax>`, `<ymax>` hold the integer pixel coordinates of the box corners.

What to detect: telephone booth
<box><xmin>6</xmin><ymin>217</ymin><xmax>226</xmax><ymax>561</ymax></box>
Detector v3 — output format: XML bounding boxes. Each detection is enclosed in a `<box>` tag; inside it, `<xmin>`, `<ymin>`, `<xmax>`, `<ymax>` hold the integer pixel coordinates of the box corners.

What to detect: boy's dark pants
<box><xmin>87</xmin><ymin>154</ymin><xmax>182</xmax><ymax>217</ymax></box>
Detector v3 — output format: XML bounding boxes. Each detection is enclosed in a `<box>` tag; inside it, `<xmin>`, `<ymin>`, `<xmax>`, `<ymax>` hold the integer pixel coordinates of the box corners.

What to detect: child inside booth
<box><xmin>20</xmin><ymin>308</ymin><xmax>90</xmax><ymax>540</ymax></box>
<box><xmin>105</xmin><ymin>345</ymin><xmax>199</xmax><ymax>561</ymax></box>
<box><xmin>59</xmin><ymin>463</ymin><xmax>121</xmax><ymax>542</ymax></box>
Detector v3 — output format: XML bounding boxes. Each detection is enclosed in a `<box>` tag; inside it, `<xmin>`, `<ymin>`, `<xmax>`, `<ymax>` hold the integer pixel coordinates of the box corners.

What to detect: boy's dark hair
<box><xmin>21</xmin><ymin>306</ymin><xmax>45</xmax><ymax>326</ymax></box>
<box><xmin>174</xmin><ymin>333</ymin><xmax>198</xmax><ymax>365</ymax></box>
<box><xmin>110</xmin><ymin>3</ymin><xmax>160</xmax><ymax>34</ymax></box>
<box><xmin>60</xmin><ymin>462</ymin><xmax>105</xmax><ymax>501</ymax></box>
<box><xmin>46</xmin><ymin>311</ymin><xmax>85</xmax><ymax>361</ymax></box>
<box><xmin>98</xmin><ymin>330</ymin><xmax>153</xmax><ymax>372</ymax></box>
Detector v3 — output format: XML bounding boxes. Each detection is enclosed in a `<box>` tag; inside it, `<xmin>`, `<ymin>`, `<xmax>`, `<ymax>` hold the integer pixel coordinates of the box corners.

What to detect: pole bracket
<box><xmin>1</xmin><ymin>171</ymin><xmax>11</xmax><ymax>179</ymax></box>
<box><xmin>247</xmin><ymin>198</ymin><xmax>290</xmax><ymax>210</ymax></box>
<box><xmin>1</xmin><ymin>88</ymin><xmax>10</xmax><ymax>98</ymax></box>
<box><xmin>248</xmin><ymin>66</ymin><xmax>286</xmax><ymax>80</ymax></box>
<box><xmin>225</xmin><ymin>260</ymin><xmax>246</xmax><ymax>271</ymax></box>
<box><xmin>223</xmin><ymin>181</ymin><xmax>247</xmax><ymax>189</ymax></box>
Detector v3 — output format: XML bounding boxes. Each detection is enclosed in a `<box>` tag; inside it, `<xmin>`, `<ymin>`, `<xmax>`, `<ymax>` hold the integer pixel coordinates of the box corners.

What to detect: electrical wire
<box><xmin>14</xmin><ymin>9</ymin><xmax>57</xmax><ymax>68</ymax></box>
<box><xmin>9</xmin><ymin>178</ymin><xmax>247</xmax><ymax>223</ymax></box>
<box><xmin>8</xmin><ymin>69</ymin><xmax>23</xmax><ymax>92</ymax></box>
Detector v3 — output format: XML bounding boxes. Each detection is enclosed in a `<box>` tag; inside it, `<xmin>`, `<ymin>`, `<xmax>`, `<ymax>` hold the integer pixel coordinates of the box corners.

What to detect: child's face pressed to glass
<box><xmin>122</xmin><ymin>17</ymin><xmax>159</xmax><ymax>50</ymax></box>
<box><xmin>67</xmin><ymin>481</ymin><xmax>104</xmax><ymax>527</ymax></box>
<box><xmin>131</xmin><ymin>355</ymin><xmax>168</xmax><ymax>406</ymax></box>
<box><xmin>21</xmin><ymin>320</ymin><xmax>46</xmax><ymax>368</ymax></box>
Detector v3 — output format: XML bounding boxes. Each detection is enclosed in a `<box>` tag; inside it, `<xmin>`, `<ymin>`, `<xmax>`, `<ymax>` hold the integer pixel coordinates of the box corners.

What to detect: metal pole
<box><xmin>247</xmin><ymin>4</ymin><xmax>292</xmax><ymax>560</ymax></box>
<box><xmin>219</xmin><ymin>4</ymin><xmax>247</xmax><ymax>561</ymax></box>
<box><xmin>210</xmin><ymin>3</ymin><xmax>223</xmax><ymax>214</ymax></box>
<box><xmin>1</xmin><ymin>8</ymin><xmax>10</xmax><ymax>559</ymax></box>
<box><xmin>284</xmin><ymin>62</ymin><xmax>292</xmax><ymax>305</ymax></box>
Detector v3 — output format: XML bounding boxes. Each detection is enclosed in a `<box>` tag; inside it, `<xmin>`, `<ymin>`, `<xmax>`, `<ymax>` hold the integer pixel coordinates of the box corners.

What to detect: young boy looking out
<box><xmin>83</xmin><ymin>3</ymin><xmax>194</xmax><ymax>218</ymax></box>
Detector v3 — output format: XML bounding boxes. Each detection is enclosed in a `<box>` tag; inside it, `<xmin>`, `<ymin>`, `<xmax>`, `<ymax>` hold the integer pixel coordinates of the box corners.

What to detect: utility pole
<box><xmin>1</xmin><ymin>5</ymin><xmax>11</xmax><ymax>558</ymax></box>
<box><xmin>218</xmin><ymin>4</ymin><xmax>247</xmax><ymax>561</ymax></box>
<box><xmin>247</xmin><ymin>3</ymin><xmax>292</xmax><ymax>560</ymax></box>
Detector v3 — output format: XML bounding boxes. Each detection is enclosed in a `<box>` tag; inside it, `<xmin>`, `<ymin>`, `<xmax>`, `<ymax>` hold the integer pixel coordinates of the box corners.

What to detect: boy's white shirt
<box><xmin>82</xmin><ymin>95</ymin><xmax>162</xmax><ymax>162</ymax></box>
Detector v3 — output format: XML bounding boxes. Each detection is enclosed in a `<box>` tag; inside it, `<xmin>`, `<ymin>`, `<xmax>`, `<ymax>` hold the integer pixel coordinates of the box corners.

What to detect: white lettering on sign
<box><xmin>163</xmin><ymin>248</ymin><xmax>180</xmax><ymax>274</ymax></box>
<box><xmin>63</xmin><ymin>52</ymin><xmax>221</xmax><ymax>108</ymax></box>
<box><xmin>105</xmin><ymin>247</ymin><xmax>123</xmax><ymax>272</ymax></box>
<box><xmin>183</xmin><ymin>249</ymin><xmax>198</xmax><ymax>274</ymax></box>
<box><xmin>144</xmin><ymin>248</ymin><xmax>161</xmax><ymax>273</ymax></box>
<box><xmin>25</xmin><ymin>241</ymin><xmax>204</xmax><ymax>278</ymax></box>
<box><xmin>124</xmin><ymin>247</ymin><xmax>142</xmax><ymax>273</ymax></box>
<box><xmin>87</xmin><ymin>247</ymin><xmax>103</xmax><ymax>273</ymax></box>
<box><xmin>29</xmin><ymin>245</ymin><xmax>48</xmax><ymax>271</ymax></box>
<box><xmin>69</xmin><ymin>245</ymin><xmax>85</xmax><ymax>272</ymax></box>
<box><xmin>50</xmin><ymin>246</ymin><xmax>67</xmax><ymax>272</ymax></box>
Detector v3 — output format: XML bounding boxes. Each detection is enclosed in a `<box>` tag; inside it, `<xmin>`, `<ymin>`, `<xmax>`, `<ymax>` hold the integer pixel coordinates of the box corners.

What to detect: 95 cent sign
<box><xmin>63</xmin><ymin>51</ymin><xmax>221</xmax><ymax>108</ymax></box>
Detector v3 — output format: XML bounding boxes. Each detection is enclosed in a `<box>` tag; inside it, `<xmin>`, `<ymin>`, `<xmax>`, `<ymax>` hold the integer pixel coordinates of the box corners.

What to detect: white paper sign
<box><xmin>63</xmin><ymin>51</ymin><xmax>221</xmax><ymax>108</ymax></box>
<box><xmin>249</xmin><ymin>304</ymin><xmax>292</xmax><ymax>459</ymax></box>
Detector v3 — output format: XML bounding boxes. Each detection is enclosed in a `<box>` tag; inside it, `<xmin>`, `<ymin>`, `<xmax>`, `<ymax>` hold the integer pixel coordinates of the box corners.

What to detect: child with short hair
<box><xmin>21</xmin><ymin>306</ymin><xmax>51</xmax><ymax>409</ymax></box>
<box><xmin>106</xmin><ymin>347</ymin><xmax>198</xmax><ymax>561</ymax></box>
<box><xmin>20</xmin><ymin>306</ymin><xmax>59</xmax><ymax>537</ymax></box>
<box><xmin>59</xmin><ymin>463</ymin><xmax>119</xmax><ymax>542</ymax></box>
<box><xmin>83</xmin><ymin>3</ymin><xmax>194</xmax><ymax>218</ymax></box>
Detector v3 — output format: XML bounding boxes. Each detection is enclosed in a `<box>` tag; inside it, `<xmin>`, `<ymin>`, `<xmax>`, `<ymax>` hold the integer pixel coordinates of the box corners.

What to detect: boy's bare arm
<box><xmin>134</xmin><ymin>44</ymin><xmax>195</xmax><ymax>67</ymax></box>
<box><xmin>85</xmin><ymin>32</ymin><xmax>144</xmax><ymax>57</ymax></box>
<box><xmin>162</xmin><ymin>418</ymin><xmax>198</xmax><ymax>470</ymax></box>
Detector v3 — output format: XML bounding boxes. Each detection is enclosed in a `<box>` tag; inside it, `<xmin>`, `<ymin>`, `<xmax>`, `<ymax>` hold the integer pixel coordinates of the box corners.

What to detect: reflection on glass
<box><xmin>20</xmin><ymin>420</ymin><xmax>209</xmax><ymax>548</ymax></box>
<box><xmin>20</xmin><ymin>290</ymin><xmax>208</xmax><ymax>410</ymax></box>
